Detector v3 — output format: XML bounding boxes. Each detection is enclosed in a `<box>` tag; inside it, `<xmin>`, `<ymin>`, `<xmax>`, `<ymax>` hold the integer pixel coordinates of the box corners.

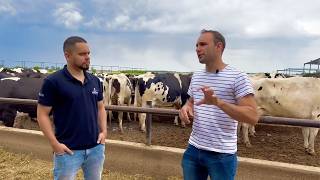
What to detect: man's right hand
<box><xmin>179</xmin><ymin>100</ymin><xmax>194</xmax><ymax>124</ymax></box>
<box><xmin>52</xmin><ymin>142</ymin><xmax>73</xmax><ymax>155</ymax></box>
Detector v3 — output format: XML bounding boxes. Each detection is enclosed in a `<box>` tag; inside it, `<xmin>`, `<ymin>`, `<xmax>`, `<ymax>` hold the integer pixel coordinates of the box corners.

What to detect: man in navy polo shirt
<box><xmin>37</xmin><ymin>36</ymin><xmax>107</xmax><ymax>180</ymax></box>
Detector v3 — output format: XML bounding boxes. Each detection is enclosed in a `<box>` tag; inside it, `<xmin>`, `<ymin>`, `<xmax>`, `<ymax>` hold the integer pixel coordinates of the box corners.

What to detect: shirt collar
<box><xmin>63</xmin><ymin>65</ymin><xmax>89</xmax><ymax>84</ymax></box>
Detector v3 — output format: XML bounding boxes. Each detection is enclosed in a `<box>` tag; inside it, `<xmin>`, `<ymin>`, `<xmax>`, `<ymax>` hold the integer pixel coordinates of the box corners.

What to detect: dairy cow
<box><xmin>134</xmin><ymin>72</ymin><xmax>191</xmax><ymax>132</ymax></box>
<box><xmin>250</xmin><ymin>77</ymin><xmax>320</xmax><ymax>155</ymax></box>
<box><xmin>103</xmin><ymin>73</ymin><xmax>133</xmax><ymax>133</ymax></box>
<box><xmin>238</xmin><ymin>72</ymin><xmax>286</xmax><ymax>147</ymax></box>
<box><xmin>0</xmin><ymin>77</ymin><xmax>44</xmax><ymax>126</ymax></box>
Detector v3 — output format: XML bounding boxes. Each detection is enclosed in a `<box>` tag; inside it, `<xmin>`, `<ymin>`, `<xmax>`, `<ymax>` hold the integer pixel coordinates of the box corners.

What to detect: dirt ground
<box><xmin>1</xmin><ymin>114</ymin><xmax>319</xmax><ymax>167</ymax></box>
<box><xmin>0</xmin><ymin>148</ymin><xmax>180</xmax><ymax>180</ymax></box>
<box><xmin>107</xmin><ymin>115</ymin><xmax>320</xmax><ymax>167</ymax></box>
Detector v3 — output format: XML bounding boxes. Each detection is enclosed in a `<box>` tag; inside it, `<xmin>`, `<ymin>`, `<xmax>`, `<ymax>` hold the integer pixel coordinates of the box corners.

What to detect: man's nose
<box><xmin>196</xmin><ymin>46</ymin><xmax>201</xmax><ymax>53</ymax></box>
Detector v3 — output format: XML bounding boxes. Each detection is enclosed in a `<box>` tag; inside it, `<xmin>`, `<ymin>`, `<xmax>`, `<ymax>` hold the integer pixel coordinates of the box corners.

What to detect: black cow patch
<box><xmin>138</xmin><ymin>73</ymin><xmax>181</xmax><ymax>103</ymax></box>
<box><xmin>180</xmin><ymin>73</ymin><xmax>192</xmax><ymax>106</ymax></box>
<box><xmin>112</xmin><ymin>79</ymin><xmax>121</xmax><ymax>94</ymax></box>
<box><xmin>264</xmin><ymin>73</ymin><xmax>271</xmax><ymax>78</ymax></box>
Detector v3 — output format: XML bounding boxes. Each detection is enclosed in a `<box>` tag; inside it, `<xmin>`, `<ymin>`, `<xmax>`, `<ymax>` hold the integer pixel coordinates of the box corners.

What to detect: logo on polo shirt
<box><xmin>92</xmin><ymin>88</ymin><xmax>98</xmax><ymax>95</ymax></box>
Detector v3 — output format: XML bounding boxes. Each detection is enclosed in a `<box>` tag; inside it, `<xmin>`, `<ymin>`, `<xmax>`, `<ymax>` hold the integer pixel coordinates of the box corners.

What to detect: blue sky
<box><xmin>1</xmin><ymin>0</ymin><xmax>320</xmax><ymax>73</ymax></box>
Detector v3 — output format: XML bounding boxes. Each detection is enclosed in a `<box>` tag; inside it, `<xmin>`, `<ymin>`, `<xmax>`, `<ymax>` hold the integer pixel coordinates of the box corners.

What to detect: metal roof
<box><xmin>304</xmin><ymin>58</ymin><xmax>320</xmax><ymax>65</ymax></box>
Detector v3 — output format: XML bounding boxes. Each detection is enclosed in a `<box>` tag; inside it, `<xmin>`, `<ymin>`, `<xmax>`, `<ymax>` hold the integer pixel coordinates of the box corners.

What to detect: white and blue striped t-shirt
<box><xmin>188</xmin><ymin>65</ymin><xmax>254</xmax><ymax>154</ymax></box>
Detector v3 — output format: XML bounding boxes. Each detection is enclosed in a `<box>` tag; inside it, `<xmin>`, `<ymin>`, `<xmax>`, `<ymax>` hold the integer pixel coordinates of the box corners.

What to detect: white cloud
<box><xmin>53</xmin><ymin>2</ymin><xmax>83</xmax><ymax>29</ymax></box>
<box><xmin>87</xmin><ymin>34</ymin><xmax>199</xmax><ymax>72</ymax></box>
<box><xmin>0</xmin><ymin>0</ymin><xmax>16</xmax><ymax>15</ymax></box>
<box><xmin>296</xmin><ymin>20</ymin><xmax>320</xmax><ymax>36</ymax></box>
<box><xmin>87</xmin><ymin>0</ymin><xmax>320</xmax><ymax>39</ymax></box>
<box><xmin>3</xmin><ymin>0</ymin><xmax>320</xmax><ymax>73</ymax></box>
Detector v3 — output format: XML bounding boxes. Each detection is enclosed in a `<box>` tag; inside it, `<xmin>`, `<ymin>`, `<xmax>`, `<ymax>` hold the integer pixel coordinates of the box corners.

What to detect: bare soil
<box><xmin>107</xmin><ymin>115</ymin><xmax>320</xmax><ymax>167</ymax></box>
<box><xmin>0</xmin><ymin>148</ymin><xmax>180</xmax><ymax>180</ymax></box>
<box><xmin>1</xmin><ymin>114</ymin><xmax>319</xmax><ymax>167</ymax></box>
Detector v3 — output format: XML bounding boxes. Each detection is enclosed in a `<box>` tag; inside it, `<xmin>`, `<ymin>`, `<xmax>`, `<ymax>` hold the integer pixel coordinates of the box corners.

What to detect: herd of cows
<box><xmin>0</xmin><ymin>67</ymin><xmax>319</xmax><ymax>155</ymax></box>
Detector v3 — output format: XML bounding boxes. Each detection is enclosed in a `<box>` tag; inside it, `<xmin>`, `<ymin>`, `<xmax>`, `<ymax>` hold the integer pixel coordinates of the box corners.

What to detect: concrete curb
<box><xmin>0</xmin><ymin>127</ymin><xmax>319</xmax><ymax>180</ymax></box>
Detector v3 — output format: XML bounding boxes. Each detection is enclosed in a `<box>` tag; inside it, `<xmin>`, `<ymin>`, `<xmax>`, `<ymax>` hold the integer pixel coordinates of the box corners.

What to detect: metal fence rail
<box><xmin>0</xmin><ymin>97</ymin><xmax>319</xmax><ymax>145</ymax></box>
<box><xmin>0</xmin><ymin>97</ymin><xmax>319</xmax><ymax>128</ymax></box>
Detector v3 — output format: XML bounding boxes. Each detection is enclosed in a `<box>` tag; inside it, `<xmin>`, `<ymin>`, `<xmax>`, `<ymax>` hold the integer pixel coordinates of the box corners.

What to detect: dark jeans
<box><xmin>181</xmin><ymin>144</ymin><xmax>237</xmax><ymax>180</ymax></box>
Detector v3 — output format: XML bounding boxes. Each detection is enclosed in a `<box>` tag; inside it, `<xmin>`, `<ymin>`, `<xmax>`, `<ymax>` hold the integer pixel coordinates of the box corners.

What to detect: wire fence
<box><xmin>0</xmin><ymin>60</ymin><xmax>145</xmax><ymax>73</ymax></box>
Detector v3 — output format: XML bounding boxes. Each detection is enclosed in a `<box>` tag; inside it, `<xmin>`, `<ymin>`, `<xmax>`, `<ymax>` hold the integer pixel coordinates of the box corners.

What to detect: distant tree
<box><xmin>91</xmin><ymin>67</ymin><xmax>97</xmax><ymax>74</ymax></box>
<box><xmin>33</xmin><ymin>66</ymin><xmax>40</xmax><ymax>71</ymax></box>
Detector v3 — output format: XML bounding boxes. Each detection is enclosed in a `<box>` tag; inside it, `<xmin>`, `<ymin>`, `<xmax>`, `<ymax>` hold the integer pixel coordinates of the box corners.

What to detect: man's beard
<box><xmin>79</xmin><ymin>63</ymin><xmax>90</xmax><ymax>71</ymax></box>
<box><xmin>198</xmin><ymin>57</ymin><xmax>206</xmax><ymax>64</ymax></box>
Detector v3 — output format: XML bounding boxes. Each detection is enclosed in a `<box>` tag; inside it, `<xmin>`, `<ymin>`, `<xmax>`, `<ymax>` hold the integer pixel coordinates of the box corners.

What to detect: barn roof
<box><xmin>304</xmin><ymin>58</ymin><xmax>320</xmax><ymax>65</ymax></box>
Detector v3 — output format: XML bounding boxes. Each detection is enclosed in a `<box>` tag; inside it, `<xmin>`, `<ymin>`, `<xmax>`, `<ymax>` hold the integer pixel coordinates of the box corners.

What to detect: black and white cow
<box><xmin>0</xmin><ymin>77</ymin><xmax>43</xmax><ymax>126</ymax></box>
<box><xmin>0</xmin><ymin>67</ymin><xmax>48</xmax><ymax>79</ymax></box>
<box><xmin>103</xmin><ymin>73</ymin><xmax>133</xmax><ymax>133</ymax></box>
<box><xmin>133</xmin><ymin>72</ymin><xmax>191</xmax><ymax>132</ymax></box>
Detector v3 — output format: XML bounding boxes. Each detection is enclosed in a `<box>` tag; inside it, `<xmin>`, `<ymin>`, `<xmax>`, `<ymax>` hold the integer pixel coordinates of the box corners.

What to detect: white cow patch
<box><xmin>39</xmin><ymin>69</ymin><xmax>48</xmax><ymax>74</ymax></box>
<box><xmin>12</xmin><ymin>68</ymin><xmax>23</xmax><ymax>73</ymax></box>
<box><xmin>1</xmin><ymin>77</ymin><xmax>20</xmax><ymax>81</ymax></box>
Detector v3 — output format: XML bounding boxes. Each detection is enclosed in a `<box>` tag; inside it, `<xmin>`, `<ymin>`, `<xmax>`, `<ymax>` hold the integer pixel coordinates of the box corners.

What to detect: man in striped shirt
<box><xmin>179</xmin><ymin>30</ymin><xmax>259</xmax><ymax>180</ymax></box>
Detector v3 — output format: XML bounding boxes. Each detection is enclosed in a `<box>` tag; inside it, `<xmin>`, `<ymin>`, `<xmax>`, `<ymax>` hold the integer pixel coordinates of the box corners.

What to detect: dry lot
<box><xmin>0</xmin><ymin>147</ymin><xmax>180</xmax><ymax>180</ymax></box>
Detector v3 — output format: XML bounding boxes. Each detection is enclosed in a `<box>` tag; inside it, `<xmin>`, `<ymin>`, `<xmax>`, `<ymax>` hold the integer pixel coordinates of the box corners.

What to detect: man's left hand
<box><xmin>195</xmin><ymin>86</ymin><xmax>220</xmax><ymax>106</ymax></box>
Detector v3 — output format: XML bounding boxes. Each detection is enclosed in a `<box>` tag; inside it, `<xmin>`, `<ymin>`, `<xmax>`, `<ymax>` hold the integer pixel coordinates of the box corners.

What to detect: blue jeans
<box><xmin>181</xmin><ymin>144</ymin><xmax>237</xmax><ymax>180</ymax></box>
<box><xmin>53</xmin><ymin>144</ymin><xmax>105</xmax><ymax>180</ymax></box>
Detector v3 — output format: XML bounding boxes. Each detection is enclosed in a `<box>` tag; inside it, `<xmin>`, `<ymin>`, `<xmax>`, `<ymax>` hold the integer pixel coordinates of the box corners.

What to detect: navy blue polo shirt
<box><xmin>38</xmin><ymin>65</ymin><xmax>103</xmax><ymax>150</ymax></box>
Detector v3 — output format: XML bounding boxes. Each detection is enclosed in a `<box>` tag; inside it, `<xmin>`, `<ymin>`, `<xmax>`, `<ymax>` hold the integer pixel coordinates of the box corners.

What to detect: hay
<box><xmin>0</xmin><ymin>147</ymin><xmax>180</xmax><ymax>180</ymax></box>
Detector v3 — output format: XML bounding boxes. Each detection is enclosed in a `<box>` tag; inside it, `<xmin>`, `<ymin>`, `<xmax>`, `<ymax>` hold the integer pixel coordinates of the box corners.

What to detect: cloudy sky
<box><xmin>0</xmin><ymin>0</ymin><xmax>320</xmax><ymax>73</ymax></box>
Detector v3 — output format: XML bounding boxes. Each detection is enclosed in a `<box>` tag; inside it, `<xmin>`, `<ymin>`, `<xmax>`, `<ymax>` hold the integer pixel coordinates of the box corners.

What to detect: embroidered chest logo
<box><xmin>92</xmin><ymin>88</ymin><xmax>98</xmax><ymax>95</ymax></box>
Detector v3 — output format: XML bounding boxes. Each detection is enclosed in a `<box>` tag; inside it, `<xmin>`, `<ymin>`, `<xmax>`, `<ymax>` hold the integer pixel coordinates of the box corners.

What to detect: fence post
<box><xmin>146</xmin><ymin>101</ymin><xmax>153</xmax><ymax>146</ymax></box>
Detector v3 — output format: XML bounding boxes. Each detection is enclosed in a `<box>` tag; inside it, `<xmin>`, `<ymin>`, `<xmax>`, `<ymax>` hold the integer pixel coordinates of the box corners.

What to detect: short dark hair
<box><xmin>201</xmin><ymin>29</ymin><xmax>226</xmax><ymax>52</ymax></box>
<box><xmin>63</xmin><ymin>36</ymin><xmax>87</xmax><ymax>52</ymax></box>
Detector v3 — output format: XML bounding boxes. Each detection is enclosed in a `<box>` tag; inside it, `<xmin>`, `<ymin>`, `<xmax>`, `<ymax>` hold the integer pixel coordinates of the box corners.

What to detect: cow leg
<box><xmin>134</xmin><ymin>113</ymin><xmax>137</xmax><ymax>121</ymax></box>
<box><xmin>307</xmin><ymin>109</ymin><xmax>320</xmax><ymax>155</ymax></box>
<box><xmin>108</xmin><ymin>110</ymin><xmax>113</xmax><ymax>127</ymax></box>
<box><xmin>127</xmin><ymin>112</ymin><xmax>132</xmax><ymax>122</ymax></box>
<box><xmin>249</xmin><ymin>125</ymin><xmax>256</xmax><ymax>136</ymax></box>
<box><xmin>237</xmin><ymin>123</ymin><xmax>242</xmax><ymax>142</ymax></box>
<box><xmin>127</xmin><ymin>99</ymin><xmax>132</xmax><ymax>122</ymax></box>
<box><xmin>180</xmin><ymin>116</ymin><xmax>186</xmax><ymax>128</ymax></box>
<box><xmin>118</xmin><ymin>112</ymin><xmax>124</xmax><ymax>134</ymax></box>
<box><xmin>307</xmin><ymin>127</ymin><xmax>319</xmax><ymax>155</ymax></box>
<box><xmin>174</xmin><ymin>116</ymin><xmax>179</xmax><ymax>126</ymax></box>
<box><xmin>2</xmin><ymin>110</ymin><xmax>17</xmax><ymax>127</ymax></box>
<box><xmin>242</xmin><ymin>123</ymin><xmax>252</xmax><ymax>147</ymax></box>
<box><xmin>139</xmin><ymin>113</ymin><xmax>146</xmax><ymax>132</ymax></box>
<box><xmin>302</xmin><ymin>127</ymin><xmax>310</xmax><ymax>153</ymax></box>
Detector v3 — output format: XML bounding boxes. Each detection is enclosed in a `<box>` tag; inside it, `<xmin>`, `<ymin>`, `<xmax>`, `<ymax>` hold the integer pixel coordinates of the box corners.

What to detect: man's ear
<box><xmin>64</xmin><ymin>51</ymin><xmax>71</xmax><ymax>61</ymax></box>
<box><xmin>216</xmin><ymin>42</ymin><xmax>223</xmax><ymax>50</ymax></box>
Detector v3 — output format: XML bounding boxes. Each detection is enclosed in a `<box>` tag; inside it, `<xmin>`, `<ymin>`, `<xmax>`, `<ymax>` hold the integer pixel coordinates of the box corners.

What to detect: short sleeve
<box><xmin>187</xmin><ymin>75</ymin><xmax>194</xmax><ymax>98</ymax></box>
<box><xmin>97</xmin><ymin>78</ymin><xmax>104</xmax><ymax>101</ymax></box>
<box><xmin>234</xmin><ymin>72</ymin><xmax>254</xmax><ymax>100</ymax></box>
<box><xmin>37</xmin><ymin>78</ymin><xmax>56</xmax><ymax>106</ymax></box>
